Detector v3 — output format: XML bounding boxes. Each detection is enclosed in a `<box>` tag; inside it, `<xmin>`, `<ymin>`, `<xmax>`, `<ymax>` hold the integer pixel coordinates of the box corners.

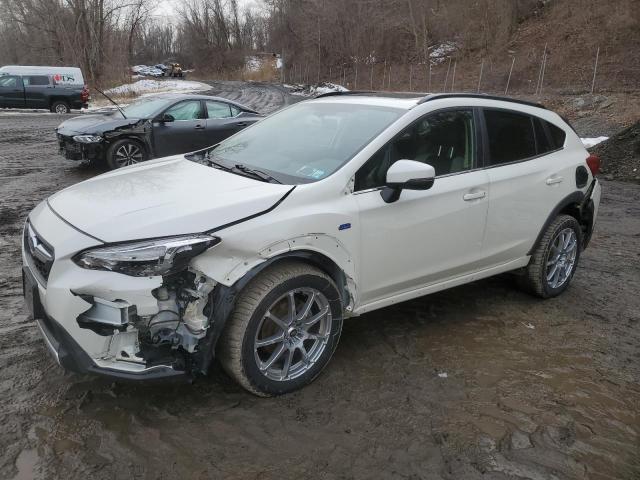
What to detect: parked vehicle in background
<box><xmin>56</xmin><ymin>93</ymin><xmax>263</xmax><ymax>169</ymax></box>
<box><xmin>25</xmin><ymin>92</ymin><xmax>601</xmax><ymax>395</ymax></box>
<box><xmin>155</xmin><ymin>64</ymin><xmax>169</xmax><ymax>75</ymax></box>
<box><xmin>168</xmin><ymin>63</ymin><xmax>184</xmax><ymax>78</ymax></box>
<box><xmin>0</xmin><ymin>65</ymin><xmax>89</xmax><ymax>113</ymax></box>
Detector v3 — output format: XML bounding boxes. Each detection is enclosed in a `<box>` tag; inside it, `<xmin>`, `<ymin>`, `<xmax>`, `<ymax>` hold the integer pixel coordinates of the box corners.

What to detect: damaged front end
<box><xmin>72</xmin><ymin>234</ymin><xmax>222</xmax><ymax>379</ymax></box>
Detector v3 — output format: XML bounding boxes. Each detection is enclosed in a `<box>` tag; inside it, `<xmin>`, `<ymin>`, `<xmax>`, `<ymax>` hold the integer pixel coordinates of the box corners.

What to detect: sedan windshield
<box><xmin>203</xmin><ymin>102</ymin><xmax>404</xmax><ymax>184</ymax></box>
<box><xmin>121</xmin><ymin>97</ymin><xmax>175</xmax><ymax>118</ymax></box>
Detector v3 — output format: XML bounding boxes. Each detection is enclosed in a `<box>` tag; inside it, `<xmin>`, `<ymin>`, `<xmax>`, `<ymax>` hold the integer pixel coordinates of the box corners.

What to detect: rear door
<box><xmin>481</xmin><ymin>108</ymin><xmax>570</xmax><ymax>266</ymax></box>
<box><xmin>24</xmin><ymin>75</ymin><xmax>51</xmax><ymax>109</ymax></box>
<box><xmin>0</xmin><ymin>75</ymin><xmax>25</xmax><ymax>108</ymax></box>
<box><xmin>151</xmin><ymin>99</ymin><xmax>206</xmax><ymax>156</ymax></box>
<box><xmin>204</xmin><ymin>100</ymin><xmax>251</xmax><ymax>146</ymax></box>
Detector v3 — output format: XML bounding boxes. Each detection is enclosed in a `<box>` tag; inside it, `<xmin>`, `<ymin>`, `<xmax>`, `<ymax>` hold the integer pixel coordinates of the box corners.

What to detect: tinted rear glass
<box><xmin>25</xmin><ymin>76</ymin><xmax>49</xmax><ymax>86</ymax></box>
<box><xmin>546</xmin><ymin>121</ymin><xmax>566</xmax><ymax>149</ymax></box>
<box><xmin>534</xmin><ymin>118</ymin><xmax>553</xmax><ymax>154</ymax></box>
<box><xmin>484</xmin><ymin>109</ymin><xmax>536</xmax><ymax>165</ymax></box>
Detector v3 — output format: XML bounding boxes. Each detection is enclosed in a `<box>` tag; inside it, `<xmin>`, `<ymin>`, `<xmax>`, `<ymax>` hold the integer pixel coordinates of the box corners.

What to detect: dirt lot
<box><xmin>0</xmin><ymin>83</ymin><xmax>639</xmax><ymax>480</ymax></box>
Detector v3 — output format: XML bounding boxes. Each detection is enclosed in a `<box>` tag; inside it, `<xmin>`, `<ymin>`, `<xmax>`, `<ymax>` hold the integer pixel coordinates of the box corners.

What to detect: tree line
<box><xmin>0</xmin><ymin>0</ymin><xmax>637</xmax><ymax>93</ymax></box>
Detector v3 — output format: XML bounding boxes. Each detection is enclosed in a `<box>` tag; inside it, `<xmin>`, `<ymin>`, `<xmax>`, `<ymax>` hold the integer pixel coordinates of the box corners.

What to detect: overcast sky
<box><xmin>153</xmin><ymin>0</ymin><xmax>261</xmax><ymax>19</ymax></box>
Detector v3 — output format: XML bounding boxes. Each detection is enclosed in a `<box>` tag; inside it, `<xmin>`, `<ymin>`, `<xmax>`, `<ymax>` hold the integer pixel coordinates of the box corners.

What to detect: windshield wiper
<box><xmin>231</xmin><ymin>164</ymin><xmax>282</xmax><ymax>184</ymax></box>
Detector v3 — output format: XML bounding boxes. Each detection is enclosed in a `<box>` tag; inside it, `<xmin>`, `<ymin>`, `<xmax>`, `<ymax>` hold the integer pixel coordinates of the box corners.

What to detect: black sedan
<box><xmin>56</xmin><ymin>94</ymin><xmax>263</xmax><ymax>170</ymax></box>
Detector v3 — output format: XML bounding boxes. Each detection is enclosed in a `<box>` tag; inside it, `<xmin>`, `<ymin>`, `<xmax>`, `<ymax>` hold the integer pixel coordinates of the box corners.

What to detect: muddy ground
<box><xmin>0</xmin><ymin>83</ymin><xmax>639</xmax><ymax>480</ymax></box>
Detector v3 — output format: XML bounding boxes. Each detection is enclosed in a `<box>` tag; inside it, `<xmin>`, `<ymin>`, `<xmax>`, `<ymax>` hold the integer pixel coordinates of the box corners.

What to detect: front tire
<box><xmin>105</xmin><ymin>139</ymin><xmax>147</xmax><ymax>170</ymax></box>
<box><xmin>518</xmin><ymin>214</ymin><xmax>582</xmax><ymax>298</ymax></box>
<box><xmin>219</xmin><ymin>262</ymin><xmax>343</xmax><ymax>396</ymax></box>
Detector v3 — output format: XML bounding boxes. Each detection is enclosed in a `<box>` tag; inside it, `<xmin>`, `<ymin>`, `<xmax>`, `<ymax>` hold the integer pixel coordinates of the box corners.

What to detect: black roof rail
<box><xmin>314</xmin><ymin>90</ymin><xmax>424</xmax><ymax>99</ymax></box>
<box><xmin>417</xmin><ymin>93</ymin><xmax>546</xmax><ymax>109</ymax></box>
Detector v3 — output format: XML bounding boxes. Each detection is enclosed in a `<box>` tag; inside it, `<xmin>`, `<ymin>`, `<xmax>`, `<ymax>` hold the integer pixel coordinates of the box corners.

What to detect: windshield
<box><xmin>121</xmin><ymin>97</ymin><xmax>175</xmax><ymax>118</ymax></box>
<box><xmin>202</xmin><ymin>102</ymin><xmax>404</xmax><ymax>184</ymax></box>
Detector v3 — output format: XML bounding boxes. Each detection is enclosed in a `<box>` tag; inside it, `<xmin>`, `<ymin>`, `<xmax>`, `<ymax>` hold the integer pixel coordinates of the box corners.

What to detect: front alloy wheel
<box><xmin>254</xmin><ymin>287</ymin><xmax>332</xmax><ymax>382</ymax></box>
<box><xmin>219</xmin><ymin>262</ymin><xmax>343</xmax><ymax>396</ymax></box>
<box><xmin>106</xmin><ymin>139</ymin><xmax>147</xmax><ymax>170</ymax></box>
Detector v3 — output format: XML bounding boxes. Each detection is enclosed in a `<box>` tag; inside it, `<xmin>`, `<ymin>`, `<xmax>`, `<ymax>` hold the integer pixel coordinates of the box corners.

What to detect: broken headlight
<box><xmin>73</xmin><ymin>135</ymin><xmax>103</xmax><ymax>143</ymax></box>
<box><xmin>73</xmin><ymin>235</ymin><xmax>220</xmax><ymax>277</ymax></box>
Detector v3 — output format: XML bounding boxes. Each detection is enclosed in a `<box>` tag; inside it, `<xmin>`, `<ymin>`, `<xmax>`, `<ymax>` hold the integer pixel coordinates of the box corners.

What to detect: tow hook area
<box><xmin>77</xmin><ymin>297</ymin><xmax>137</xmax><ymax>335</ymax></box>
<box><xmin>75</xmin><ymin>269</ymin><xmax>218</xmax><ymax>372</ymax></box>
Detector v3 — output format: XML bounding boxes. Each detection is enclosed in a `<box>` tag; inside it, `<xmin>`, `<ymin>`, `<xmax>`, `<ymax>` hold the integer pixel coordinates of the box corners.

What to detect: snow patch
<box><xmin>429</xmin><ymin>42</ymin><xmax>458</xmax><ymax>64</ymax></box>
<box><xmin>105</xmin><ymin>79</ymin><xmax>210</xmax><ymax>96</ymax></box>
<box><xmin>286</xmin><ymin>82</ymin><xmax>349</xmax><ymax>97</ymax></box>
<box><xmin>246</xmin><ymin>56</ymin><xmax>262</xmax><ymax>72</ymax></box>
<box><xmin>581</xmin><ymin>137</ymin><xmax>609</xmax><ymax>148</ymax></box>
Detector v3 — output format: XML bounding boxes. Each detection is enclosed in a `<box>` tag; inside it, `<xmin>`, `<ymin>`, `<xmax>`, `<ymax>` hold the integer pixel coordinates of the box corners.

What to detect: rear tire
<box><xmin>105</xmin><ymin>139</ymin><xmax>147</xmax><ymax>170</ymax></box>
<box><xmin>518</xmin><ymin>214</ymin><xmax>582</xmax><ymax>298</ymax></box>
<box><xmin>51</xmin><ymin>101</ymin><xmax>70</xmax><ymax>114</ymax></box>
<box><xmin>218</xmin><ymin>261</ymin><xmax>343</xmax><ymax>397</ymax></box>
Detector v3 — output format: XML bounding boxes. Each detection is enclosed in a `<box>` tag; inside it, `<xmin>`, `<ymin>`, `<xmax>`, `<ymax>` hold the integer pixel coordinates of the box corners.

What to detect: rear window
<box><xmin>484</xmin><ymin>109</ymin><xmax>536</xmax><ymax>165</ymax></box>
<box><xmin>24</xmin><ymin>76</ymin><xmax>50</xmax><ymax>86</ymax></box>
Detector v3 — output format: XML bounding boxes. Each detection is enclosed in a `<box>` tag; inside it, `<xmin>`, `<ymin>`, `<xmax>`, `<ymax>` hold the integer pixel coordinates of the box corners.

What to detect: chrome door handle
<box><xmin>463</xmin><ymin>191</ymin><xmax>486</xmax><ymax>201</ymax></box>
<box><xmin>546</xmin><ymin>176</ymin><xmax>563</xmax><ymax>185</ymax></box>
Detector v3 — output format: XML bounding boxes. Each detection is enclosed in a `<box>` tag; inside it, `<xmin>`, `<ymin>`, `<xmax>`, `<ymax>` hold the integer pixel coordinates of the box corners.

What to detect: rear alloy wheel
<box><xmin>518</xmin><ymin>214</ymin><xmax>582</xmax><ymax>298</ymax></box>
<box><xmin>51</xmin><ymin>101</ymin><xmax>70</xmax><ymax>114</ymax></box>
<box><xmin>106</xmin><ymin>139</ymin><xmax>147</xmax><ymax>170</ymax></box>
<box><xmin>219</xmin><ymin>262</ymin><xmax>343</xmax><ymax>396</ymax></box>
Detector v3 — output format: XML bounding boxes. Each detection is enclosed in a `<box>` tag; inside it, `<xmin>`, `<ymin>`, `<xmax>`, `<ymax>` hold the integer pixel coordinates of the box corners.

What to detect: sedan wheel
<box><xmin>114</xmin><ymin>143</ymin><xmax>144</xmax><ymax>167</ymax></box>
<box><xmin>106</xmin><ymin>139</ymin><xmax>147</xmax><ymax>170</ymax></box>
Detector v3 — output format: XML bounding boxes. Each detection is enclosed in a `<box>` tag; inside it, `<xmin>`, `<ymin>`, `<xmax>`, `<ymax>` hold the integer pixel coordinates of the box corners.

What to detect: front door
<box><xmin>152</xmin><ymin>99</ymin><xmax>206</xmax><ymax>156</ymax></box>
<box><xmin>354</xmin><ymin>109</ymin><xmax>490</xmax><ymax>305</ymax></box>
<box><xmin>0</xmin><ymin>75</ymin><xmax>25</xmax><ymax>108</ymax></box>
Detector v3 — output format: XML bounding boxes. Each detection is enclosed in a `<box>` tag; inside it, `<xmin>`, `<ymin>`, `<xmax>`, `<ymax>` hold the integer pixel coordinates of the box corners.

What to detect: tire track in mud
<box><xmin>202</xmin><ymin>80</ymin><xmax>302</xmax><ymax>113</ymax></box>
<box><xmin>0</xmin><ymin>86</ymin><xmax>639</xmax><ymax>480</ymax></box>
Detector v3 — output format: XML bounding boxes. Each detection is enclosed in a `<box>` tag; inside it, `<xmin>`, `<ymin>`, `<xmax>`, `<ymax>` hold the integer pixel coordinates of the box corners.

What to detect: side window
<box><xmin>206</xmin><ymin>101</ymin><xmax>232</xmax><ymax>119</ymax></box>
<box><xmin>484</xmin><ymin>109</ymin><xmax>536</xmax><ymax>165</ymax></box>
<box><xmin>546</xmin><ymin>121</ymin><xmax>566</xmax><ymax>149</ymax></box>
<box><xmin>165</xmin><ymin>100</ymin><xmax>202</xmax><ymax>121</ymax></box>
<box><xmin>355</xmin><ymin>109</ymin><xmax>475</xmax><ymax>191</ymax></box>
<box><xmin>0</xmin><ymin>76</ymin><xmax>18</xmax><ymax>88</ymax></box>
<box><xmin>230</xmin><ymin>105</ymin><xmax>241</xmax><ymax>116</ymax></box>
<box><xmin>25</xmin><ymin>76</ymin><xmax>49</xmax><ymax>86</ymax></box>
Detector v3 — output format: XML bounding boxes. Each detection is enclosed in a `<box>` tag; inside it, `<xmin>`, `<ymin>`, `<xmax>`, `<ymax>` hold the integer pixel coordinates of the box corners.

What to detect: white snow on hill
<box><xmin>105</xmin><ymin>79</ymin><xmax>210</xmax><ymax>96</ymax></box>
<box><xmin>286</xmin><ymin>82</ymin><xmax>349</xmax><ymax>97</ymax></box>
<box><xmin>581</xmin><ymin>137</ymin><xmax>609</xmax><ymax>148</ymax></box>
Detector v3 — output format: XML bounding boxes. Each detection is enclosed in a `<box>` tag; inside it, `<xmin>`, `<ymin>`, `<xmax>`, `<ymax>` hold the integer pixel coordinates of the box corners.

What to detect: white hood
<box><xmin>47</xmin><ymin>157</ymin><xmax>293</xmax><ymax>242</ymax></box>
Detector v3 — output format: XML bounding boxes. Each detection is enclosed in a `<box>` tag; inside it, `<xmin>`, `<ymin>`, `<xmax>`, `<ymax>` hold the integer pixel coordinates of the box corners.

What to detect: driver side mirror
<box><xmin>159</xmin><ymin>113</ymin><xmax>174</xmax><ymax>123</ymax></box>
<box><xmin>381</xmin><ymin>159</ymin><xmax>435</xmax><ymax>203</ymax></box>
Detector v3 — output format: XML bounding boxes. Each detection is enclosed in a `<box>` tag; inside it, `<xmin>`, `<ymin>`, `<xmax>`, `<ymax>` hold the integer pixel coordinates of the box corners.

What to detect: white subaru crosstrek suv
<box><xmin>23</xmin><ymin>93</ymin><xmax>602</xmax><ymax>395</ymax></box>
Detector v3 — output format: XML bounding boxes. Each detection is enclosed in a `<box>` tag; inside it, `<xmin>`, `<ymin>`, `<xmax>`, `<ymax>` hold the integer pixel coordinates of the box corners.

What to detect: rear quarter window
<box><xmin>546</xmin><ymin>121</ymin><xmax>567</xmax><ymax>149</ymax></box>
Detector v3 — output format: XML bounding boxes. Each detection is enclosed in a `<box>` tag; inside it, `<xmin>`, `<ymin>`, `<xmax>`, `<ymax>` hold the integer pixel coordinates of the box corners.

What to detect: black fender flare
<box><xmin>192</xmin><ymin>250</ymin><xmax>350</xmax><ymax>376</ymax></box>
<box><xmin>527</xmin><ymin>191</ymin><xmax>584</xmax><ymax>256</ymax></box>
